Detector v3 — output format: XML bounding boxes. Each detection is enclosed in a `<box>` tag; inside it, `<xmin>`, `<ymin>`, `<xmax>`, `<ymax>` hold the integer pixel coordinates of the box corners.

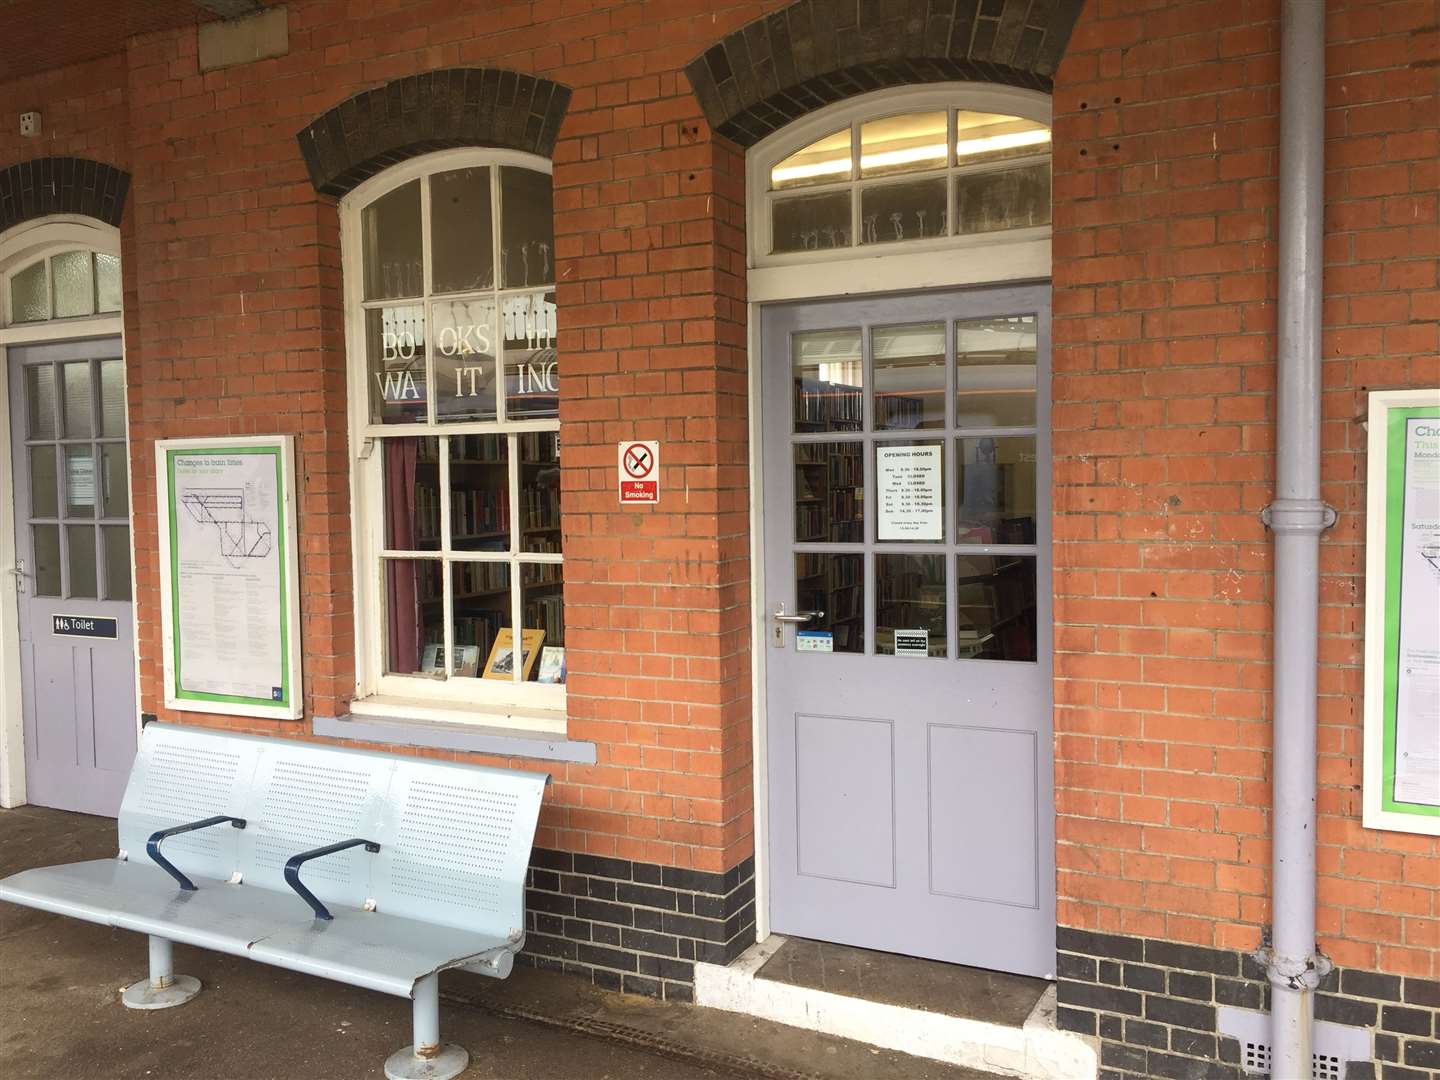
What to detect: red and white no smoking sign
<box><xmin>618</xmin><ymin>440</ymin><xmax>660</xmax><ymax>504</ymax></box>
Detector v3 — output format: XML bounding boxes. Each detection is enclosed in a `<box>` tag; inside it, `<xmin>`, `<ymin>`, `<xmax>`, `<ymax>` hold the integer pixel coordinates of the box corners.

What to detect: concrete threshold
<box><xmin>695</xmin><ymin>936</ymin><xmax>1099</xmax><ymax>1080</ymax></box>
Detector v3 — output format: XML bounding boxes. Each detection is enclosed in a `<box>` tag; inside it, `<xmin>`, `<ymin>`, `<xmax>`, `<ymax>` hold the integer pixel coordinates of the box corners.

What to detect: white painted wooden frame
<box><xmin>340</xmin><ymin>148</ymin><xmax>564</xmax><ymax>733</ymax></box>
<box><xmin>744</xmin><ymin>84</ymin><xmax>1054</xmax><ymax>939</ymax></box>
<box><xmin>0</xmin><ymin>215</ymin><xmax>130</xmax><ymax>808</ymax></box>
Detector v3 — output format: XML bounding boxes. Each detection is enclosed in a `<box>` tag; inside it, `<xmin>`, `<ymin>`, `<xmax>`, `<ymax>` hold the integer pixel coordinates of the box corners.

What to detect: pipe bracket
<box><xmin>1261</xmin><ymin>498</ymin><xmax>1337</xmax><ymax>534</ymax></box>
<box><xmin>1254</xmin><ymin>945</ymin><xmax>1333</xmax><ymax>991</ymax></box>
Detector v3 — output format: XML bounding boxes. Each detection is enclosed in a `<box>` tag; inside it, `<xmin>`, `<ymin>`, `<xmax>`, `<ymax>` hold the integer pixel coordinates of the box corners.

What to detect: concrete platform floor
<box><xmin>0</xmin><ymin>805</ymin><xmax>1007</xmax><ymax>1080</ymax></box>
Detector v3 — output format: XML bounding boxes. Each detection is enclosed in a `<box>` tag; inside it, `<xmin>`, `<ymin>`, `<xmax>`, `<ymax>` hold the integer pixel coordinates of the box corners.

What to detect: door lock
<box><xmin>771</xmin><ymin>603</ymin><xmax>823</xmax><ymax>648</ymax></box>
<box><xmin>4</xmin><ymin>560</ymin><xmax>29</xmax><ymax>595</ymax></box>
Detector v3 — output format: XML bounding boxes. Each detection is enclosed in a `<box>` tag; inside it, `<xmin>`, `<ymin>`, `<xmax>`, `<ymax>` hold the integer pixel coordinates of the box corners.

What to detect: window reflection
<box><xmin>957</xmin><ymin>436</ymin><xmax>1037</xmax><ymax>544</ymax></box>
<box><xmin>956</xmin><ymin>554</ymin><xmax>1037</xmax><ymax>662</ymax></box>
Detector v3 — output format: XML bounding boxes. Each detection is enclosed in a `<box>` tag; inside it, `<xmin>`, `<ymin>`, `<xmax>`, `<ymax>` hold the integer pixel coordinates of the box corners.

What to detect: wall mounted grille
<box><xmin>1218</xmin><ymin>1006</ymin><xmax>1368</xmax><ymax>1079</ymax></box>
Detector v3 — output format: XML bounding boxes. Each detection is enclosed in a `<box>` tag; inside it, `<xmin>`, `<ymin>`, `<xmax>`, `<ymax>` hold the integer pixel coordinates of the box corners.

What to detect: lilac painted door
<box><xmin>762</xmin><ymin>285</ymin><xmax>1055</xmax><ymax>978</ymax></box>
<box><xmin>9</xmin><ymin>339</ymin><xmax>136</xmax><ymax>816</ymax></box>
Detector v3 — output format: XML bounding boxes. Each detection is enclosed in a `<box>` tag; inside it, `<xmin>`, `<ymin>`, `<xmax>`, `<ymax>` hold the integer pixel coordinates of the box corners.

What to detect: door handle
<box><xmin>3</xmin><ymin>560</ymin><xmax>28</xmax><ymax>595</ymax></box>
<box><xmin>773</xmin><ymin>607</ymin><xmax>823</xmax><ymax>624</ymax></box>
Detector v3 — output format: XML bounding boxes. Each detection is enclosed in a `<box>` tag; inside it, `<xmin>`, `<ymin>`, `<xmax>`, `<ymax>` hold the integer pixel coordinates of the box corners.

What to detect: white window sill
<box><xmin>315</xmin><ymin>695</ymin><xmax>594</xmax><ymax>764</ymax></box>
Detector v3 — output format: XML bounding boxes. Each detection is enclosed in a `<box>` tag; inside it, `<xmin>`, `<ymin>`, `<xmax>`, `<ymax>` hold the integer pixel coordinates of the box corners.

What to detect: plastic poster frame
<box><xmin>155</xmin><ymin>435</ymin><xmax>303</xmax><ymax>720</ymax></box>
<box><xmin>1362</xmin><ymin>389</ymin><xmax>1440</xmax><ymax>835</ymax></box>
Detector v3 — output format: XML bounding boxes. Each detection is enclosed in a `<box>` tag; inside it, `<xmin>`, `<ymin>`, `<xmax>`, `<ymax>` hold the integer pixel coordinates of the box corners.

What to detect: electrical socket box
<box><xmin>19</xmin><ymin>111</ymin><xmax>41</xmax><ymax>137</ymax></box>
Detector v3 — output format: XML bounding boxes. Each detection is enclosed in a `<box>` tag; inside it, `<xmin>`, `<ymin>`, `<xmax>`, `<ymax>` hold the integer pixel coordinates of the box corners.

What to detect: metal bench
<box><xmin>0</xmin><ymin>722</ymin><xmax>549</xmax><ymax>1080</ymax></box>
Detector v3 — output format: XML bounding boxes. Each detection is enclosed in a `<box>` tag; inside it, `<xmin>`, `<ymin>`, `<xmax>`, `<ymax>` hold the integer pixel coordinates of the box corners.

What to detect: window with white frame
<box><xmin>7</xmin><ymin>248</ymin><xmax>121</xmax><ymax>322</ymax></box>
<box><xmin>757</xmin><ymin>106</ymin><xmax>1051</xmax><ymax>258</ymax></box>
<box><xmin>345</xmin><ymin>151</ymin><xmax>563</xmax><ymax>714</ymax></box>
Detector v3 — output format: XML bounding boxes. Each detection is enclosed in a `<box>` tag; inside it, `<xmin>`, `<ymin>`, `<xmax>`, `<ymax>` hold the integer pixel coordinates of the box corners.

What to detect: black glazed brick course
<box><xmin>296</xmin><ymin>68</ymin><xmax>572</xmax><ymax>198</ymax></box>
<box><xmin>516</xmin><ymin>848</ymin><xmax>755</xmax><ymax>1003</ymax></box>
<box><xmin>0</xmin><ymin>157</ymin><xmax>130</xmax><ymax>233</ymax></box>
<box><xmin>1059</xmin><ymin>928</ymin><xmax>1440</xmax><ymax>1080</ymax></box>
<box><xmin>684</xmin><ymin>0</ymin><xmax>1085</xmax><ymax>147</ymax></box>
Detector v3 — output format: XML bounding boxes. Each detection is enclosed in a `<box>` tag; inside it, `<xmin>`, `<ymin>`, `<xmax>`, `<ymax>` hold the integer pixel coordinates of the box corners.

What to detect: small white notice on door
<box><xmin>894</xmin><ymin>629</ymin><xmax>929</xmax><ymax>657</ymax></box>
<box><xmin>877</xmin><ymin>444</ymin><xmax>942</xmax><ymax>540</ymax></box>
<box><xmin>797</xmin><ymin>630</ymin><xmax>833</xmax><ymax>653</ymax></box>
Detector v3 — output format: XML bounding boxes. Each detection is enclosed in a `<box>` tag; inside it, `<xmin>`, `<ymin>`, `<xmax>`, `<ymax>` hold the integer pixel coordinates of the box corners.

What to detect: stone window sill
<box><xmin>314</xmin><ymin>697</ymin><xmax>595</xmax><ymax>764</ymax></box>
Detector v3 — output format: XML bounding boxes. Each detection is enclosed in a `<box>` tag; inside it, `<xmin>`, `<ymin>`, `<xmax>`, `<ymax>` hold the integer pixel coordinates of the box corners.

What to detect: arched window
<box><xmin>343</xmin><ymin>150</ymin><xmax>563</xmax><ymax>723</ymax></box>
<box><xmin>5</xmin><ymin>248</ymin><xmax>121</xmax><ymax>323</ymax></box>
<box><xmin>748</xmin><ymin>89</ymin><xmax>1052</xmax><ymax>274</ymax></box>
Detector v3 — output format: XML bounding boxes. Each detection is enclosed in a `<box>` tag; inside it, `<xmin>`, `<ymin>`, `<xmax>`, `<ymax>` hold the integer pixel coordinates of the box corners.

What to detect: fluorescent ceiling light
<box><xmin>772</xmin><ymin>128</ymin><xmax>1051</xmax><ymax>184</ymax></box>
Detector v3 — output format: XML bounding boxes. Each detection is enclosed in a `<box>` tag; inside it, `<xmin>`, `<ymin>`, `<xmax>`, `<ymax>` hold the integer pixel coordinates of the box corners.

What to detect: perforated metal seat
<box><xmin>0</xmin><ymin>722</ymin><xmax>549</xmax><ymax>1080</ymax></box>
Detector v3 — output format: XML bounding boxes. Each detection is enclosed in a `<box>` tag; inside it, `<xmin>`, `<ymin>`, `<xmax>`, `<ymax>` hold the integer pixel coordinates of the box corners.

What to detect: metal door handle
<box><xmin>773</xmin><ymin>609</ymin><xmax>823</xmax><ymax>624</ymax></box>
<box><xmin>3</xmin><ymin>561</ymin><xmax>28</xmax><ymax>595</ymax></box>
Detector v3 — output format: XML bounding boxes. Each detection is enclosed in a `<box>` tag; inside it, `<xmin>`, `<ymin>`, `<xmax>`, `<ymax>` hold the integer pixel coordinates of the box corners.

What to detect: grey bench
<box><xmin>0</xmin><ymin>722</ymin><xmax>549</xmax><ymax>1080</ymax></box>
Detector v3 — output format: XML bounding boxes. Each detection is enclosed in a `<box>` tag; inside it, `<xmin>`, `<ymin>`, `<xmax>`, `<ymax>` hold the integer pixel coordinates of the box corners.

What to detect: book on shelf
<box><xmin>421</xmin><ymin>643</ymin><xmax>480</xmax><ymax>677</ymax></box>
<box><xmin>483</xmin><ymin>627</ymin><xmax>545</xmax><ymax>680</ymax></box>
<box><xmin>536</xmin><ymin>646</ymin><xmax>566</xmax><ymax>684</ymax></box>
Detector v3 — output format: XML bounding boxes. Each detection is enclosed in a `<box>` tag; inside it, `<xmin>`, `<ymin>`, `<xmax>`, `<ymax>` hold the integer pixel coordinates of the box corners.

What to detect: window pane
<box><xmin>62</xmin><ymin>362</ymin><xmax>93</xmax><ymax>438</ymax></box>
<box><xmin>103</xmin><ymin>525</ymin><xmax>131</xmax><ymax>601</ymax></box>
<box><xmin>504</xmin><ymin>292</ymin><xmax>558</xmax><ymax>420</ymax></box>
<box><xmin>52</xmin><ymin>251</ymin><xmax>95</xmax><ymax>318</ymax></box>
<box><xmin>365</xmin><ymin>304</ymin><xmax>427</xmax><ymax>424</ymax></box>
<box><xmin>96</xmin><ymin>252</ymin><xmax>122</xmax><ymax>313</ymax></box>
<box><xmin>860</xmin><ymin>112</ymin><xmax>947</xmax><ymax>178</ymax></box>
<box><xmin>433</xmin><ymin>297</ymin><xmax>498</xmax><ymax>422</ymax></box>
<box><xmin>875</xmin><ymin>439</ymin><xmax>944</xmax><ymax>542</ymax></box>
<box><xmin>362</xmin><ymin>179</ymin><xmax>423</xmax><ymax>301</ymax></box>
<box><xmin>793</xmin><ymin>328</ymin><xmax>862</xmax><ymax>432</ymax></box>
<box><xmin>794</xmin><ymin>553</ymin><xmax>863</xmax><ymax>654</ymax></box>
<box><xmin>67</xmin><ymin>525</ymin><xmax>97</xmax><ymax>598</ymax></box>
<box><xmin>32</xmin><ymin>525</ymin><xmax>61</xmax><ymax>596</ymax></box>
<box><xmin>449</xmin><ymin>434</ymin><xmax>509</xmax><ymax>551</ymax></box>
<box><xmin>11</xmin><ymin>259</ymin><xmax>48</xmax><ymax>322</ymax></box>
<box><xmin>954</xmin><ymin>163</ymin><xmax>1051</xmax><ymax>235</ymax></box>
<box><xmin>383</xmin><ymin>436</ymin><xmax>439</xmax><ymax>551</ymax></box>
<box><xmin>522</xmin><ymin>562</ymin><xmax>564</xmax><ymax>681</ymax></box>
<box><xmin>29</xmin><ymin>446</ymin><xmax>58</xmax><ymax>519</ymax></box>
<box><xmin>861</xmin><ymin>178</ymin><xmax>947</xmax><ymax>245</ymax></box>
<box><xmin>383</xmin><ymin>558</ymin><xmax>443</xmax><ymax>676</ymax></box>
<box><xmin>100</xmin><ymin>444</ymin><xmax>129</xmax><ymax>518</ymax></box>
<box><xmin>876</xmin><ymin>554</ymin><xmax>946</xmax><ymax>657</ymax></box>
<box><xmin>65</xmin><ymin>446</ymin><xmax>96</xmax><ymax>517</ymax></box>
<box><xmin>521</xmin><ymin>431</ymin><xmax>561</xmax><ymax>553</ymax></box>
<box><xmin>795</xmin><ymin>442</ymin><xmax>863</xmax><ymax>543</ymax></box>
<box><xmin>499</xmin><ymin>167</ymin><xmax>555</xmax><ymax>289</ymax></box>
<box><xmin>771</xmin><ymin>127</ymin><xmax>851</xmax><ymax>189</ymax></box>
<box><xmin>429</xmin><ymin>167</ymin><xmax>495</xmax><ymax>294</ymax></box>
<box><xmin>100</xmin><ymin>359</ymin><xmax>126</xmax><ymax>436</ymax></box>
<box><xmin>956</xmin><ymin>554</ymin><xmax>1037</xmax><ymax>662</ymax></box>
<box><xmin>772</xmin><ymin>191</ymin><xmax>852</xmax><ymax>253</ymax></box>
<box><xmin>954</xmin><ymin>112</ymin><xmax>1051</xmax><ymax>167</ymax></box>
<box><xmin>958</xmin><ymin>436</ymin><xmax>1037</xmax><ymax>544</ymax></box>
<box><xmin>25</xmin><ymin>364</ymin><xmax>57</xmax><ymax>439</ymax></box>
<box><xmin>955</xmin><ymin>315</ymin><xmax>1037</xmax><ymax>428</ymax></box>
<box><xmin>873</xmin><ymin>322</ymin><xmax>944</xmax><ymax>429</ymax></box>
<box><xmin>453</xmin><ymin>561</ymin><xmax>511</xmax><ymax>678</ymax></box>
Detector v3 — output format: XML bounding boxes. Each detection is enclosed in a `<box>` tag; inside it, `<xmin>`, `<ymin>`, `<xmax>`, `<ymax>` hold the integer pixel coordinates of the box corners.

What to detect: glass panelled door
<box><xmin>762</xmin><ymin>285</ymin><xmax>1053</xmax><ymax>977</ymax></box>
<box><xmin>8</xmin><ymin>339</ymin><xmax>136</xmax><ymax>815</ymax></box>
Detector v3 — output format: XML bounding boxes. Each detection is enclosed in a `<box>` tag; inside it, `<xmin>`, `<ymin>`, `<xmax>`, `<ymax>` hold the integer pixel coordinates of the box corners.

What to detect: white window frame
<box><xmin>340</xmin><ymin>148</ymin><xmax>565</xmax><ymax>733</ymax></box>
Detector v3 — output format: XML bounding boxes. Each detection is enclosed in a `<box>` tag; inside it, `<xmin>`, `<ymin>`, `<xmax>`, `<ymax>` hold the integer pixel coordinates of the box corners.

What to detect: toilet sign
<box><xmin>618</xmin><ymin>441</ymin><xmax>660</xmax><ymax>504</ymax></box>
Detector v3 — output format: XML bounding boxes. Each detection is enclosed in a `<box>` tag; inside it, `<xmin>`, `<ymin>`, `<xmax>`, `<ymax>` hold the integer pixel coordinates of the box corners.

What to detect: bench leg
<box><xmin>122</xmin><ymin>936</ymin><xmax>202</xmax><ymax>1011</ymax></box>
<box><xmin>383</xmin><ymin>974</ymin><xmax>469</xmax><ymax>1080</ymax></box>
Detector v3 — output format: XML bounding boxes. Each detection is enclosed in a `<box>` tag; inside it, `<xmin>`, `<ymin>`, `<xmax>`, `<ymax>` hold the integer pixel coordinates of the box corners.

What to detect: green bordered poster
<box><xmin>156</xmin><ymin>436</ymin><xmax>302</xmax><ymax>720</ymax></box>
<box><xmin>1363</xmin><ymin>390</ymin><xmax>1440</xmax><ymax>835</ymax></box>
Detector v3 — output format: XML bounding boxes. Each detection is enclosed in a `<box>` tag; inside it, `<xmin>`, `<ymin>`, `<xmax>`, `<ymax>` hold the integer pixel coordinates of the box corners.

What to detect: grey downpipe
<box><xmin>1260</xmin><ymin>2</ymin><xmax>1335</xmax><ymax>1078</ymax></box>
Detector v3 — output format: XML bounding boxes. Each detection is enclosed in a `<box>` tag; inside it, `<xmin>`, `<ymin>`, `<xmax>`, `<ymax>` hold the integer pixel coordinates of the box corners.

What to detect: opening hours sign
<box><xmin>618</xmin><ymin>441</ymin><xmax>660</xmax><ymax>504</ymax></box>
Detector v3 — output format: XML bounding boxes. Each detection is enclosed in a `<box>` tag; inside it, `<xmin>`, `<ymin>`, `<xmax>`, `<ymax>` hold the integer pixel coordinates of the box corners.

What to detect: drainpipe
<box><xmin>1259</xmin><ymin>2</ymin><xmax>1335</xmax><ymax>1078</ymax></box>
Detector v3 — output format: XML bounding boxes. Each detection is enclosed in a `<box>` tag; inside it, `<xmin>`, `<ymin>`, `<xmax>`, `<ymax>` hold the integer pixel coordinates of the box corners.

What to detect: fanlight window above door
<box><xmin>8</xmin><ymin>249</ymin><xmax>121</xmax><ymax>323</ymax></box>
<box><xmin>765</xmin><ymin>110</ymin><xmax>1051</xmax><ymax>256</ymax></box>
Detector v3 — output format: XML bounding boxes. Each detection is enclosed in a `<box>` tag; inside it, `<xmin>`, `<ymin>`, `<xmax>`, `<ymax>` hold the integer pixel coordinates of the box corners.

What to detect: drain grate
<box><xmin>1219</xmin><ymin>1006</ymin><xmax>1369</xmax><ymax>1078</ymax></box>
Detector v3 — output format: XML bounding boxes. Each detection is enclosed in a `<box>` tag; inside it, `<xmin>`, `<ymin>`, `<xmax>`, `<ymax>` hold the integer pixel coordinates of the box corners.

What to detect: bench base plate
<box><xmin>384</xmin><ymin>1044</ymin><xmax>468</xmax><ymax>1080</ymax></box>
<box><xmin>122</xmin><ymin>975</ymin><xmax>201</xmax><ymax>1011</ymax></box>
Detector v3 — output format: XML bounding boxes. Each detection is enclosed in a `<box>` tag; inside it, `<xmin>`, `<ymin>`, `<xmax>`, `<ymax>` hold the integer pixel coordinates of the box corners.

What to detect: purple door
<box><xmin>9</xmin><ymin>339</ymin><xmax>136</xmax><ymax>816</ymax></box>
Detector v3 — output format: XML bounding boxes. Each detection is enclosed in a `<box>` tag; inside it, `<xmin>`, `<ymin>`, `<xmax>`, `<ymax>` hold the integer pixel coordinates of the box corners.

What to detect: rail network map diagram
<box><xmin>180</xmin><ymin>488</ymin><xmax>274</xmax><ymax>569</ymax></box>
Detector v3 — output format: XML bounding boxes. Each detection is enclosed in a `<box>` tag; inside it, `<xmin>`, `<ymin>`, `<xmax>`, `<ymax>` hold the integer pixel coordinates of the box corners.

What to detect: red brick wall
<box><xmin>1051</xmin><ymin>0</ymin><xmax>1438</xmax><ymax>977</ymax></box>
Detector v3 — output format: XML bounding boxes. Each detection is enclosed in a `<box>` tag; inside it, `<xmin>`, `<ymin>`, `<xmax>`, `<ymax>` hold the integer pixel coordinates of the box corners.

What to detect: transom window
<box><xmin>762</xmin><ymin>108</ymin><xmax>1051</xmax><ymax>256</ymax></box>
<box><xmin>346</xmin><ymin>152</ymin><xmax>564</xmax><ymax>715</ymax></box>
<box><xmin>7</xmin><ymin>249</ymin><xmax>121</xmax><ymax>323</ymax></box>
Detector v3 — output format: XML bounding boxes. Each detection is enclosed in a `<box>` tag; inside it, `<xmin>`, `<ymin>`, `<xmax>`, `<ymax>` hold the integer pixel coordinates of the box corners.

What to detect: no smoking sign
<box><xmin>618</xmin><ymin>440</ymin><xmax>660</xmax><ymax>505</ymax></box>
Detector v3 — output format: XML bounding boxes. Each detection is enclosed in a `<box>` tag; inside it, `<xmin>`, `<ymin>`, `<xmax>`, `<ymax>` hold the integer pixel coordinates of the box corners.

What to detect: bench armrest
<box><xmin>146</xmin><ymin>815</ymin><xmax>247</xmax><ymax>892</ymax></box>
<box><xmin>283</xmin><ymin>839</ymin><xmax>381</xmax><ymax>921</ymax></box>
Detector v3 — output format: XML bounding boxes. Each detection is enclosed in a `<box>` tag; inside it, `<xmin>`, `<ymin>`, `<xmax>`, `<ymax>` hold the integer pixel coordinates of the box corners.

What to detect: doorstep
<box><xmin>694</xmin><ymin>936</ymin><xmax>1099</xmax><ymax>1080</ymax></box>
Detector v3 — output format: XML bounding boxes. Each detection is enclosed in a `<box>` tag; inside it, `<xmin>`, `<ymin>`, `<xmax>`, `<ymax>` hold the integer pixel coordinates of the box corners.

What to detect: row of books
<box><xmin>522</xmin><ymin>485</ymin><xmax>559</xmax><ymax>530</ymax></box>
<box><xmin>412</xmin><ymin>432</ymin><xmax>557</xmax><ymax>464</ymax></box>
<box><xmin>524</xmin><ymin>593</ymin><xmax>564</xmax><ymax>644</ymax></box>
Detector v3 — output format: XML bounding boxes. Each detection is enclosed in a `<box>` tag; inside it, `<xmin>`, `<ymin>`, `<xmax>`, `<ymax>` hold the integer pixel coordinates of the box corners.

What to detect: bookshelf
<box><xmin>796</xmin><ymin>553</ymin><xmax>862</xmax><ymax>653</ymax></box>
<box><xmin>794</xmin><ymin>441</ymin><xmax>863</xmax><ymax>543</ymax></box>
<box><xmin>876</xmin><ymin>555</ymin><xmax>946</xmax><ymax>657</ymax></box>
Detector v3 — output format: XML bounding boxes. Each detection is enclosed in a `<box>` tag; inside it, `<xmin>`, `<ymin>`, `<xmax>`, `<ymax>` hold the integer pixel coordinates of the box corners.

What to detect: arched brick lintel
<box><xmin>686</xmin><ymin>0</ymin><xmax>1085</xmax><ymax>147</ymax></box>
<box><xmin>0</xmin><ymin>157</ymin><xmax>131</xmax><ymax>235</ymax></box>
<box><xmin>296</xmin><ymin>68</ymin><xmax>573</xmax><ymax>199</ymax></box>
